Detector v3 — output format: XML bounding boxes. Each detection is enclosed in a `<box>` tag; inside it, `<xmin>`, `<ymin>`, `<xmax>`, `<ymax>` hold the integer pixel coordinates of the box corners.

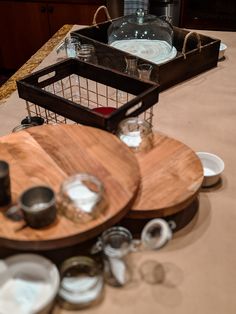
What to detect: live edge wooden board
<box><xmin>0</xmin><ymin>124</ymin><xmax>140</xmax><ymax>250</ymax></box>
<box><xmin>127</xmin><ymin>132</ymin><xmax>204</xmax><ymax>219</ymax></box>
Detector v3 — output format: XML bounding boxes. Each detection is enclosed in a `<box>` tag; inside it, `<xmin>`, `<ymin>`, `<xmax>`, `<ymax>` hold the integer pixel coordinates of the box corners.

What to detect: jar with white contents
<box><xmin>58</xmin><ymin>173</ymin><xmax>107</xmax><ymax>223</ymax></box>
<box><xmin>92</xmin><ymin>219</ymin><xmax>173</xmax><ymax>287</ymax></box>
<box><xmin>58</xmin><ymin>256</ymin><xmax>104</xmax><ymax>310</ymax></box>
<box><xmin>117</xmin><ymin>117</ymin><xmax>153</xmax><ymax>153</ymax></box>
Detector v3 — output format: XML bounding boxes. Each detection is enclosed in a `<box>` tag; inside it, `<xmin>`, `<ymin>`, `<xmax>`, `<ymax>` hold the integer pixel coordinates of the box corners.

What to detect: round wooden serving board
<box><xmin>127</xmin><ymin>132</ymin><xmax>204</xmax><ymax>219</ymax></box>
<box><xmin>0</xmin><ymin>124</ymin><xmax>140</xmax><ymax>250</ymax></box>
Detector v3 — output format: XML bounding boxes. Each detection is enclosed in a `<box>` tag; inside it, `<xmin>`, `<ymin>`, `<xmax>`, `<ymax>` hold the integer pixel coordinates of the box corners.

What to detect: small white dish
<box><xmin>0</xmin><ymin>254</ymin><xmax>60</xmax><ymax>314</ymax></box>
<box><xmin>218</xmin><ymin>42</ymin><xmax>227</xmax><ymax>60</ymax></box>
<box><xmin>196</xmin><ymin>152</ymin><xmax>225</xmax><ymax>187</ymax></box>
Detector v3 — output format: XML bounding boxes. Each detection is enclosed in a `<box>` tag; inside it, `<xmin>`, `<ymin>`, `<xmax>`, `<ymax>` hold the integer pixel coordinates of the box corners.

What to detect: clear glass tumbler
<box><xmin>137</xmin><ymin>63</ymin><xmax>153</xmax><ymax>81</ymax></box>
<box><xmin>77</xmin><ymin>44</ymin><xmax>97</xmax><ymax>63</ymax></box>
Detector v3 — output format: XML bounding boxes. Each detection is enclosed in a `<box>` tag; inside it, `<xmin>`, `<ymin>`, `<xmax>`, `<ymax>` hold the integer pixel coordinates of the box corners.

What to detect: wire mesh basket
<box><xmin>17</xmin><ymin>58</ymin><xmax>159</xmax><ymax>132</ymax></box>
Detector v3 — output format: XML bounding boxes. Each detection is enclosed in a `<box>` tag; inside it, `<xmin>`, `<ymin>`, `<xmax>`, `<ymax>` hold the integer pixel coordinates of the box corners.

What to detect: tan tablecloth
<box><xmin>0</xmin><ymin>28</ymin><xmax>236</xmax><ymax>314</ymax></box>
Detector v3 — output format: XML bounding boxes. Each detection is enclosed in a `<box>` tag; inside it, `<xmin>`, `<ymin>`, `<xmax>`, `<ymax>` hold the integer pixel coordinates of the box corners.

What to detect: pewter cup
<box><xmin>19</xmin><ymin>186</ymin><xmax>56</xmax><ymax>228</ymax></box>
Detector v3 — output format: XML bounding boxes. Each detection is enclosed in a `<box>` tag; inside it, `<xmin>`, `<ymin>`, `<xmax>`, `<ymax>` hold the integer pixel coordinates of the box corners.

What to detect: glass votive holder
<box><xmin>65</xmin><ymin>36</ymin><xmax>80</xmax><ymax>58</ymax></box>
<box><xmin>117</xmin><ymin>117</ymin><xmax>153</xmax><ymax>153</ymax></box>
<box><xmin>58</xmin><ymin>256</ymin><xmax>104</xmax><ymax>310</ymax></box>
<box><xmin>137</xmin><ymin>63</ymin><xmax>153</xmax><ymax>81</ymax></box>
<box><xmin>77</xmin><ymin>44</ymin><xmax>97</xmax><ymax>63</ymax></box>
<box><xmin>58</xmin><ymin>173</ymin><xmax>106</xmax><ymax>223</ymax></box>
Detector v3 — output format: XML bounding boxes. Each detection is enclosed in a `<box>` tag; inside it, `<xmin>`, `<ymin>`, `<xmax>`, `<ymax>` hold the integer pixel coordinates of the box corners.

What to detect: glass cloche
<box><xmin>108</xmin><ymin>9</ymin><xmax>177</xmax><ymax>65</ymax></box>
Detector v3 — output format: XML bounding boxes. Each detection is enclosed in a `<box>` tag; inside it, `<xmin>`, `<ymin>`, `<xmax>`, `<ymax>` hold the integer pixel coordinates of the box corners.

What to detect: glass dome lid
<box><xmin>108</xmin><ymin>9</ymin><xmax>177</xmax><ymax>65</ymax></box>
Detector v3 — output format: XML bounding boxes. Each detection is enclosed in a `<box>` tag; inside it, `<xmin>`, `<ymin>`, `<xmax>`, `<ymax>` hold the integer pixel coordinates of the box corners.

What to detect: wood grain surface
<box><xmin>127</xmin><ymin>132</ymin><xmax>204</xmax><ymax>218</ymax></box>
<box><xmin>0</xmin><ymin>124</ymin><xmax>140</xmax><ymax>250</ymax></box>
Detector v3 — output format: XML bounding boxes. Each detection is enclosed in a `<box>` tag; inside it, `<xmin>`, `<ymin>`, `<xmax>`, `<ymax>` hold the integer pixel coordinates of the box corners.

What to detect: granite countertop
<box><xmin>0</xmin><ymin>24</ymin><xmax>73</xmax><ymax>103</ymax></box>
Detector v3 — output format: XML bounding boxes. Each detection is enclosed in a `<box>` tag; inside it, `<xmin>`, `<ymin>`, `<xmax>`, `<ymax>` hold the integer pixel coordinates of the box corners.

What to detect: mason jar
<box><xmin>58</xmin><ymin>256</ymin><xmax>104</xmax><ymax>310</ymax></box>
<box><xmin>93</xmin><ymin>219</ymin><xmax>173</xmax><ymax>287</ymax></box>
<box><xmin>58</xmin><ymin>173</ymin><xmax>106</xmax><ymax>223</ymax></box>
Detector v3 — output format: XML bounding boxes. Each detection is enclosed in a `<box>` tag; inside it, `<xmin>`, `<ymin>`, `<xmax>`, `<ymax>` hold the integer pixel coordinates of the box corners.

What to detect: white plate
<box><xmin>0</xmin><ymin>254</ymin><xmax>60</xmax><ymax>314</ymax></box>
<box><xmin>111</xmin><ymin>39</ymin><xmax>177</xmax><ymax>65</ymax></box>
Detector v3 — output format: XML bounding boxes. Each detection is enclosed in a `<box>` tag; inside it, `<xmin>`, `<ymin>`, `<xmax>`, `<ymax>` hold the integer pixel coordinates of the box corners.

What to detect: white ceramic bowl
<box><xmin>196</xmin><ymin>152</ymin><xmax>224</xmax><ymax>187</ymax></box>
<box><xmin>218</xmin><ymin>42</ymin><xmax>227</xmax><ymax>60</ymax></box>
<box><xmin>0</xmin><ymin>254</ymin><xmax>60</xmax><ymax>314</ymax></box>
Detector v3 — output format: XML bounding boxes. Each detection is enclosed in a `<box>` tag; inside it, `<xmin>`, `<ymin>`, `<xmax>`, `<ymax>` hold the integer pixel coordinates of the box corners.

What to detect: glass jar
<box><xmin>65</xmin><ymin>36</ymin><xmax>80</xmax><ymax>58</ymax></box>
<box><xmin>93</xmin><ymin>219</ymin><xmax>172</xmax><ymax>287</ymax></box>
<box><xmin>108</xmin><ymin>9</ymin><xmax>177</xmax><ymax>65</ymax></box>
<box><xmin>58</xmin><ymin>256</ymin><xmax>104</xmax><ymax>310</ymax></box>
<box><xmin>124</xmin><ymin>56</ymin><xmax>138</xmax><ymax>77</ymax></box>
<box><xmin>100</xmin><ymin>226</ymin><xmax>134</xmax><ymax>287</ymax></box>
<box><xmin>58</xmin><ymin>173</ymin><xmax>106</xmax><ymax>223</ymax></box>
<box><xmin>117</xmin><ymin>117</ymin><xmax>153</xmax><ymax>153</ymax></box>
<box><xmin>137</xmin><ymin>63</ymin><xmax>153</xmax><ymax>81</ymax></box>
<box><xmin>77</xmin><ymin>44</ymin><xmax>98</xmax><ymax>64</ymax></box>
<box><xmin>56</xmin><ymin>36</ymin><xmax>81</xmax><ymax>60</ymax></box>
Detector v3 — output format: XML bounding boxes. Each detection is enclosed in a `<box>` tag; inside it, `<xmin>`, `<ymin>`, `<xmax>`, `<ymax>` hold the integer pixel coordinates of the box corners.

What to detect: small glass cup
<box><xmin>117</xmin><ymin>117</ymin><xmax>153</xmax><ymax>153</ymax></box>
<box><xmin>65</xmin><ymin>36</ymin><xmax>80</xmax><ymax>58</ymax></box>
<box><xmin>124</xmin><ymin>56</ymin><xmax>138</xmax><ymax>77</ymax></box>
<box><xmin>137</xmin><ymin>63</ymin><xmax>153</xmax><ymax>81</ymax></box>
<box><xmin>58</xmin><ymin>256</ymin><xmax>104</xmax><ymax>310</ymax></box>
<box><xmin>77</xmin><ymin>44</ymin><xmax>97</xmax><ymax>63</ymax></box>
<box><xmin>59</xmin><ymin>173</ymin><xmax>106</xmax><ymax>223</ymax></box>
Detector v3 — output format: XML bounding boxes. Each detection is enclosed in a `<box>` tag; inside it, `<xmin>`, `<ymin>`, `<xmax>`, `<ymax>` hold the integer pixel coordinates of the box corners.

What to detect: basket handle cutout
<box><xmin>38</xmin><ymin>71</ymin><xmax>56</xmax><ymax>83</ymax></box>
<box><xmin>125</xmin><ymin>102</ymin><xmax>143</xmax><ymax>116</ymax></box>
<box><xmin>92</xmin><ymin>5</ymin><xmax>112</xmax><ymax>27</ymax></box>
<box><xmin>182</xmin><ymin>31</ymin><xmax>202</xmax><ymax>60</ymax></box>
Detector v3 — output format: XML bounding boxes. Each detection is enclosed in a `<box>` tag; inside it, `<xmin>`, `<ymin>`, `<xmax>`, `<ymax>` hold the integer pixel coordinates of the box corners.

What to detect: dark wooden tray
<box><xmin>73</xmin><ymin>22</ymin><xmax>220</xmax><ymax>91</ymax></box>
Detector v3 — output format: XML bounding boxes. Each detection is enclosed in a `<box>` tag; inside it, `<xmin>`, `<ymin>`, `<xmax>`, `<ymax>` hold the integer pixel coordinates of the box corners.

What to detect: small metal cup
<box><xmin>19</xmin><ymin>186</ymin><xmax>57</xmax><ymax>228</ymax></box>
<box><xmin>0</xmin><ymin>160</ymin><xmax>11</xmax><ymax>206</ymax></box>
